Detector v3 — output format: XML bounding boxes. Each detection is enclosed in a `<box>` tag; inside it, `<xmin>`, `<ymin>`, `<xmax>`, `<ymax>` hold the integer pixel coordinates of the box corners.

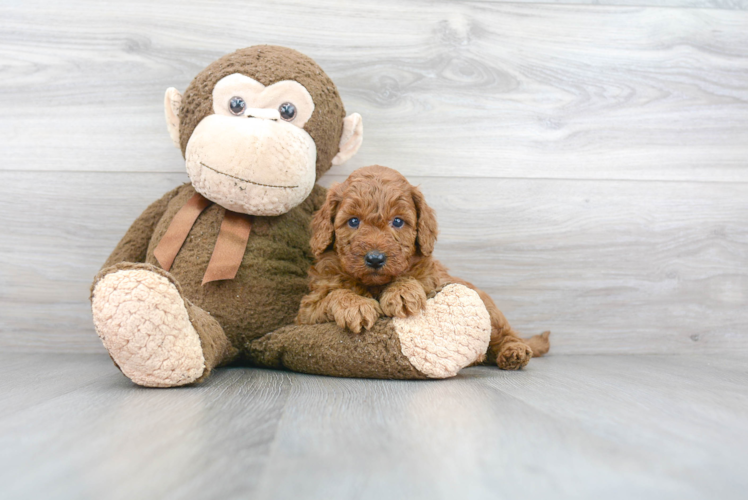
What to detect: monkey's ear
<box><xmin>310</xmin><ymin>184</ymin><xmax>342</xmax><ymax>258</ymax></box>
<box><xmin>164</xmin><ymin>87</ymin><xmax>183</xmax><ymax>149</ymax></box>
<box><xmin>331</xmin><ymin>113</ymin><xmax>363</xmax><ymax>166</ymax></box>
<box><xmin>412</xmin><ymin>186</ymin><xmax>438</xmax><ymax>257</ymax></box>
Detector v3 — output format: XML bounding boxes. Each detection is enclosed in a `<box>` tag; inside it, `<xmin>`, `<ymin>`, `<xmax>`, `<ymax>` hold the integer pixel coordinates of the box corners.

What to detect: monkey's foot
<box><xmin>91</xmin><ymin>268</ymin><xmax>205</xmax><ymax>387</ymax></box>
<box><xmin>393</xmin><ymin>284</ymin><xmax>491</xmax><ymax>378</ymax></box>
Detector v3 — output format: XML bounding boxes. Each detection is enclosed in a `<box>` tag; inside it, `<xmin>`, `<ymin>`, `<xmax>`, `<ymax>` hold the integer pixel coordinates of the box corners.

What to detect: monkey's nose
<box><xmin>364</xmin><ymin>251</ymin><xmax>387</xmax><ymax>269</ymax></box>
<box><xmin>244</xmin><ymin>108</ymin><xmax>280</xmax><ymax>120</ymax></box>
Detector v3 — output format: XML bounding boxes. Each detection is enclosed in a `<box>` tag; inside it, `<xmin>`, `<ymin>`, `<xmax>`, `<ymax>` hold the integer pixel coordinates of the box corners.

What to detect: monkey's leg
<box><xmin>246</xmin><ymin>284</ymin><xmax>491</xmax><ymax>379</ymax></box>
<box><xmin>91</xmin><ymin>263</ymin><xmax>237</xmax><ymax>387</ymax></box>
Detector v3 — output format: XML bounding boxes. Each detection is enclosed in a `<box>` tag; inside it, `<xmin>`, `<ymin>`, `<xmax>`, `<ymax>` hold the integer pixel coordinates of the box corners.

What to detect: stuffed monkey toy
<box><xmin>91</xmin><ymin>46</ymin><xmax>493</xmax><ymax>387</ymax></box>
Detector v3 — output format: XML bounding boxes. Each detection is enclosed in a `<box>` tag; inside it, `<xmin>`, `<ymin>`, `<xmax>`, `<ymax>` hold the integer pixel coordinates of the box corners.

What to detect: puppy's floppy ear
<box><xmin>310</xmin><ymin>183</ymin><xmax>342</xmax><ymax>258</ymax></box>
<box><xmin>411</xmin><ymin>186</ymin><xmax>438</xmax><ymax>256</ymax></box>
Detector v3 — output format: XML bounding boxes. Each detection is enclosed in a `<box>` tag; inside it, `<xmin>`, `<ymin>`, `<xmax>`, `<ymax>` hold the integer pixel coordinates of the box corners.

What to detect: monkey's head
<box><xmin>164</xmin><ymin>46</ymin><xmax>363</xmax><ymax>216</ymax></box>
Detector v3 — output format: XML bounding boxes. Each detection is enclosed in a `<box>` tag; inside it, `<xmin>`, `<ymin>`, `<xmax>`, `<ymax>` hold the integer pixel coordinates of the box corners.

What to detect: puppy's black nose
<box><xmin>364</xmin><ymin>251</ymin><xmax>387</xmax><ymax>269</ymax></box>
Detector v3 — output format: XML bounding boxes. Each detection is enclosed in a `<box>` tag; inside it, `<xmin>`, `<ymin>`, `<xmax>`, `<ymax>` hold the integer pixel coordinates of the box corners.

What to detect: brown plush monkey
<box><xmin>91</xmin><ymin>46</ymin><xmax>493</xmax><ymax>387</ymax></box>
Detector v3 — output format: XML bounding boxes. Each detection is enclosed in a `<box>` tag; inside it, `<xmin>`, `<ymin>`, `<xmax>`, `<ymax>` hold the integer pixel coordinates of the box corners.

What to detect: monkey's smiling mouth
<box><xmin>200</xmin><ymin>162</ymin><xmax>299</xmax><ymax>189</ymax></box>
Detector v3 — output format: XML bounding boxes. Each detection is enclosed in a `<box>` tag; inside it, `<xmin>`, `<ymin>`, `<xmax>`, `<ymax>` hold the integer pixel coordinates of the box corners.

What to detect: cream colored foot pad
<box><xmin>394</xmin><ymin>284</ymin><xmax>491</xmax><ymax>379</ymax></box>
<box><xmin>92</xmin><ymin>269</ymin><xmax>205</xmax><ymax>387</ymax></box>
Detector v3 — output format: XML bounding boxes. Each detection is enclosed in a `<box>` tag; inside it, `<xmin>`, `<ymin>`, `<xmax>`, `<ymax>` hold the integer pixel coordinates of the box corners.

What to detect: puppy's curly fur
<box><xmin>296</xmin><ymin>165</ymin><xmax>550</xmax><ymax>370</ymax></box>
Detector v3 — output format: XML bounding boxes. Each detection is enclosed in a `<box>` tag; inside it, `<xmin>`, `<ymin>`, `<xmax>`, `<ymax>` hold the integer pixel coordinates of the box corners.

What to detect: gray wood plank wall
<box><xmin>1</xmin><ymin>0</ymin><xmax>746</xmax><ymax>354</ymax></box>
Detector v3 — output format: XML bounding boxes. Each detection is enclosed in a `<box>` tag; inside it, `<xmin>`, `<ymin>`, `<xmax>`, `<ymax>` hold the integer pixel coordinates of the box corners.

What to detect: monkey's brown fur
<box><xmin>297</xmin><ymin>165</ymin><xmax>550</xmax><ymax>370</ymax></box>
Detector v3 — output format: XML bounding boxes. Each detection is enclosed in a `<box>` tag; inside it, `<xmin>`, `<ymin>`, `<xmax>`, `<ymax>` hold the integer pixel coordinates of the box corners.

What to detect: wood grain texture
<box><xmin>1</xmin><ymin>353</ymin><xmax>747</xmax><ymax>500</ymax></box>
<box><xmin>1</xmin><ymin>172</ymin><xmax>746</xmax><ymax>354</ymax></box>
<box><xmin>0</xmin><ymin>1</ymin><xmax>747</xmax><ymax>182</ymax></box>
<box><xmin>0</xmin><ymin>354</ymin><xmax>292</xmax><ymax>500</ymax></box>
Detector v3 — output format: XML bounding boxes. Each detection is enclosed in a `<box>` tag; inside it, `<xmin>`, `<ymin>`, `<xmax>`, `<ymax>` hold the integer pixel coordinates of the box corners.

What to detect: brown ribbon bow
<box><xmin>153</xmin><ymin>193</ymin><xmax>252</xmax><ymax>285</ymax></box>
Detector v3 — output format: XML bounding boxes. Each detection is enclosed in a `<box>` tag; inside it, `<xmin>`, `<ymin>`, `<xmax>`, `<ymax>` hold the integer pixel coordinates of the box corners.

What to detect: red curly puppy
<box><xmin>296</xmin><ymin>165</ymin><xmax>550</xmax><ymax>370</ymax></box>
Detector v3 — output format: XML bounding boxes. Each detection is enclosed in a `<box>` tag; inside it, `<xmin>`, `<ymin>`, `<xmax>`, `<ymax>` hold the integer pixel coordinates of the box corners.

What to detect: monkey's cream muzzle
<box><xmin>185</xmin><ymin>114</ymin><xmax>317</xmax><ymax>216</ymax></box>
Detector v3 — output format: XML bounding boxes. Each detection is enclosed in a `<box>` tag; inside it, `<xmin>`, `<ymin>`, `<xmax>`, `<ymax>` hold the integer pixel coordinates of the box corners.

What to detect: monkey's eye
<box><xmin>229</xmin><ymin>96</ymin><xmax>246</xmax><ymax>115</ymax></box>
<box><xmin>392</xmin><ymin>217</ymin><xmax>405</xmax><ymax>228</ymax></box>
<box><xmin>279</xmin><ymin>102</ymin><xmax>297</xmax><ymax>121</ymax></box>
<box><xmin>347</xmin><ymin>218</ymin><xmax>360</xmax><ymax>229</ymax></box>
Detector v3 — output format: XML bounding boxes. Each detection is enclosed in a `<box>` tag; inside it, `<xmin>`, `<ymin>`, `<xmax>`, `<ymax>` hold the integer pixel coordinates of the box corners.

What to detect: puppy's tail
<box><xmin>524</xmin><ymin>331</ymin><xmax>551</xmax><ymax>357</ymax></box>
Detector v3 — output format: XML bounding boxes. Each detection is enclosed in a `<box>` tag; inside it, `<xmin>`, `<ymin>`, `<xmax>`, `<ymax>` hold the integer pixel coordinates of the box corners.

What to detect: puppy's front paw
<box><xmin>330</xmin><ymin>294</ymin><xmax>382</xmax><ymax>334</ymax></box>
<box><xmin>497</xmin><ymin>341</ymin><xmax>533</xmax><ymax>370</ymax></box>
<box><xmin>380</xmin><ymin>279</ymin><xmax>427</xmax><ymax>318</ymax></box>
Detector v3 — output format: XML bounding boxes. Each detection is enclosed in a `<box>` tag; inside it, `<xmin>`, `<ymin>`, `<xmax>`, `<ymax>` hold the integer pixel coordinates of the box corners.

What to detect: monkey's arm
<box><xmin>249</xmin><ymin>283</ymin><xmax>492</xmax><ymax>380</ymax></box>
<box><xmin>102</xmin><ymin>185</ymin><xmax>183</xmax><ymax>269</ymax></box>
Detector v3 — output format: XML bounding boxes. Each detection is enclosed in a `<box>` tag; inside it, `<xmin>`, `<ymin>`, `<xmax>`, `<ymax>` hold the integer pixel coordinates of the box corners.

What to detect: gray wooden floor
<box><xmin>1</xmin><ymin>352</ymin><xmax>746</xmax><ymax>500</ymax></box>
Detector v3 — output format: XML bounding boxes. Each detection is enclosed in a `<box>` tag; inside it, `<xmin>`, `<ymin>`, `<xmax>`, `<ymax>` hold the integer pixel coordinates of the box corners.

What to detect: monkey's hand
<box><xmin>327</xmin><ymin>289</ymin><xmax>382</xmax><ymax>334</ymax></box>
<box><xmin>380</xmin><ymin>277</ymin><xmax>428</xmax><ymax>319</ymax></box>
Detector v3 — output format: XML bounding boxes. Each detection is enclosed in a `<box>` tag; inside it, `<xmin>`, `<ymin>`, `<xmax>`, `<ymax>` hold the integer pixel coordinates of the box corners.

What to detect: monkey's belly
<box><xmin>144</xmin><ymin>186</ymin><xmax>314</xmax><ymax>349</ymax></box>
<box><xmin>152</xmin><ymin>242</ymin><xmax>311</xmax><ymax>348</ymax></box>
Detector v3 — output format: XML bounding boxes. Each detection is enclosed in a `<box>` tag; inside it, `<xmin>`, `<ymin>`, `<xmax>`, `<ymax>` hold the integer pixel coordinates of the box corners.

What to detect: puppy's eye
<box><xmin>392</xmin><ymin>217</ymin><xmax>404</xmax><ymax>228</ymax></box>
<box><xmin>348</xmin><ymin>218</ymin><xmax>360</xmax><ymax>229</ymax></box>
<box><xmin>229</xmin><ymin>96</ymin><xmax>246</xmax><ymax>115</ymax></box>
<box><xmin>279</xmin><ymin>102</ymin><xmax>297</xmax><ymax>121</ymax></box>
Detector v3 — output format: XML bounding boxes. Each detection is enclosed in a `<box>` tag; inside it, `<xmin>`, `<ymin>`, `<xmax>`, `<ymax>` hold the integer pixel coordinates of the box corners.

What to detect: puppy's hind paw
<box><xmin>497</xmin><ymin>341</ymin><xmax>533</xmax><ymax>371</ymax></box>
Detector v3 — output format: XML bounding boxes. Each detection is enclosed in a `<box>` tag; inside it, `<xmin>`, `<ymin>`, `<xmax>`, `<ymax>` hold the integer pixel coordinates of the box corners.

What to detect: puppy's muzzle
<box><xmin>364</xmin><ymin>251</ymin><xmax>387</xmax><ymax>270</ymax></box>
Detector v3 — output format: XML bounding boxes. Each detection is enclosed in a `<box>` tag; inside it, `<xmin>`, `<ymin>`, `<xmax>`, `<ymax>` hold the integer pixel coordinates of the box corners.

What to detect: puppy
<box><xmin>296</xmin><ymin>165</ymin><xmax>550</xmax><ymax>370</ymax></box>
